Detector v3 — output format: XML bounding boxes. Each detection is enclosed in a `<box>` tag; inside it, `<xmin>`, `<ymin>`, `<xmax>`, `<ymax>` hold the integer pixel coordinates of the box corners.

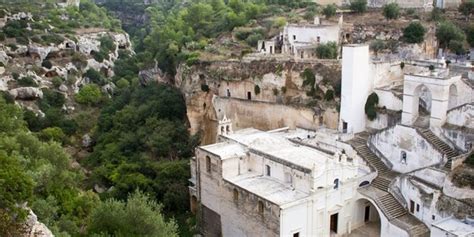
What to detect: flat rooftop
<box><xmin>200</xmin><ymin>142</ymin><xmax>246</xmax><ymax>160</ymax></box>
<box><xmin>432</xmin><ymin>217</ymin><xmax>474</xmax><ymax>236</ymax></box>
<box><xmin>225</xmin><ymin>128</ymin><xmax>334</xmax><ymax>172</ymax></box>
<box><xmin>225</xmin><ymin>172</ymin><xmax>309</xmax><ymax>206</ymax></box>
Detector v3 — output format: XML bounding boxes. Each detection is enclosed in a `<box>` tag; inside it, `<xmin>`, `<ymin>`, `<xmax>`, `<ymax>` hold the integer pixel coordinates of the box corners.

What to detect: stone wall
<box><xmin>370</xmin><ymin>125</ymin><xmax>445</xmax><ymax>173</ymax></box>
<box><xmin>176</xmin><ymin>59</ymin><xmax>341</xmax><ymax>144</ymax></box>
<box><xmin>213</xmin><ymin>97</ymin><xmax>339</xmax><ymax>135</ymax></box>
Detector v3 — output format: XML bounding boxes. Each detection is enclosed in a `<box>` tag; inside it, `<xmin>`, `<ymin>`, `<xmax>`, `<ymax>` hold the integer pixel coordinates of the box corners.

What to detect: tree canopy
<box><xmin>403</xmin><ymin>22</ymin><xmax>426</xmax><ymax>44</ymax></box>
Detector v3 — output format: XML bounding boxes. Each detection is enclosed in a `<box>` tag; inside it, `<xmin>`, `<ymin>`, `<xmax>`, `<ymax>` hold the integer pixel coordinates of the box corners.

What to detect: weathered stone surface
<box><xmin>9</xmin><ymin>87</ymin><xmax>43</xmax><ymax>100</ymax></box>
<box><xmin>0</xmin><ymin>50</ymin><xmax>10</xmax><ymax>65</ymax></box>
<box><xmin>23</xmin><ymin>209</ymin><xmax>54</xmax><ymax>237</ymax></box>
<box><xmin>82</xmin><ymin>134</ymin><xmax>93</xmax><ymax>148</ymax></box>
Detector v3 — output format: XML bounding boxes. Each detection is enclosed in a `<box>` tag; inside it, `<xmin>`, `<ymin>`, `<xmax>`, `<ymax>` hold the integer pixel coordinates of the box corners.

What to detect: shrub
<box><xmin>383</xmin><ymin>3</ymin><xmax>400</xmax><ymax>20</ymax></box>
<box><xmin>16</xmin><ymin>36</ymin><xmax>29</xmax><ymax>45</ymax></box>
<box><xmin>31</xmin><ymin>35</ymin><xmax>43</xmax><ymax>44</ymax></box>
<box><xmin>325</xmin><ymin>89</ymin><xmax>335</xmax><ymax>101</ymax></box>
<box><xmin>315</xmin><ymin>42</ymin><xmax>338</xmax><ymax>59</ymax></box>
<box><xmin>115</xmin><ymin>78</ymin><xmax>130</xmax><ymax>89</ymax></box>
<box><xmin>458</xmin><ymin>0</ymin><xmax>474</xmax><ymax>18</ymax></box>
<box><xmin>254</xmin><ymin>85</ymin><xmax>261</xmax><ymax>95</ymax></box>
<box><xmin>350</xmin><ymin>0</ymin><xmax>367</xmax><ymax>13</ymax></box>
<box><xmin>467</xmin><ymin>25</ymin><xmax>474</xmax><ymax>47</ymax></box>
<box><xmin>301</xmin><ymin>68</ymin><xmax>316</xmax><ymax>88</ymax></box>
<box><xmin>71</xmin><ymin>52</ymin><xmax>88</xmax><ymax>69</ymax></box>
<box><xmin>322</xmin><ymin>4</ymin><xmax>337</xmax><ymax>18</ymax></box>
<box><xmin>41</xmin><ymin>34</ymin><xmax>64</xmax><ymax>45</ymax></box>
<box><xmin>245</xmin><ymin>33</ymin><xmax>263</xmax><ymax>47</ymax></box>
<box><xmin>76</xmin><ymin>84</ymin><xmax>102</xmax><ymax>105</ymax></box>
<box><xmin>370</xmin><ymin>40</ymin><xmax>385</xmax><ymax>56</ymax></box>
<box><xmin>430</xmin><ymin>7</ymin><xmax>444</xmax><ymax>22</ymax></box>
<box><xmin>405</xmin><ymin>9</ymin><xmax>416</xmax><ymax>16</ymax></box>
<box><xmin>38</xmin><ymin>127</ymin><xmax>65</xmax><ymax>143</ymax></box>
<box><xmin>52</xmin><ymin>77</ymin><xmax>64</xmax><ymax>88</ymax></box>
<box><xmin>11</xmin><ymin>73</ymin><xmax>19</xmax><ymax>80</ymax></box>
<box><xmin>42</xmin><ymin>60</ymin><xmax>53</xmax><ymax>69</ymax></box>
<box><xmin>17</xmin><ymin>76</ymin><xmax>38</xmax><ymax>87</ymax></box>
<box><xmin>200</xmin><ymin>84</ymin><xmax>210</xmax><ymax>92</ymax></box>
<box><xmin>465</xmin><ymin>154</ymin><xmax>474</xmax><ymax>167</ymax></box>
<box><xmin>272</xmin><ymin>88</ymin><xmax>279</xmax><ymax>96</ymax></box>
<box><xmin>403</xmin><ymin>22</ymin><xmax>426</xmax><ymax>43</ymax></box>
<box><xmin>364</xmin><ymin>92</ymin><xmax>379</xmax><ymax>121</ymax></box>
<box><xmin>0</xmin><ymin>33</ymin><xmax>5</xmax><ymax>41</ymax></box>
<box><xmin>448</xmin><ymin>40</ymin><xmax>465</xmax><ymax>55</ymax></box>
<box><xmin>84</xmin><ymin>69</ymin><xmax>105</xmax><ymax>85</ymax></box>
<box><xmin>273</xmin><ymin>17</ymin><xmax>287</xmax><ymax>28</ymax></box>
<box><xmin>99</xmin><ymin>35</ymin><xmax>116</xmax><ymax>53</ymax></box>
<box><xmin>436</xmin><ymin>21</ymin><xmax>466</xmax><ymax>49</ymax></box>
<box><xmin>7</xmin><ymin>43</ymin><xmax>18</xmax><ymax>51</ymax></box>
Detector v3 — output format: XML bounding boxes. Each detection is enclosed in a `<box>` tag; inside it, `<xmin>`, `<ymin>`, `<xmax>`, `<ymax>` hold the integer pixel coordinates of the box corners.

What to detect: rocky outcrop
<box><xmin>23</xmin><ymin>209</ymin><xmax>54</xmax><ymax>237</ymax></box>
<box><xmin>9</xmin><ymin>87</ymin><xmax>43</xmax><ymax>100</ymax></box>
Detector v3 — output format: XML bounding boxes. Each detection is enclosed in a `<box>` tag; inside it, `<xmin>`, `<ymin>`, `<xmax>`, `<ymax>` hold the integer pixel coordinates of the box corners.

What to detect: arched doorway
<box><xmin>413</xmin><ymin>84</ymin><xmax>432</xmax><ymax>128</ymax></box>
<box><xmin>349</xmin><ymin>199</ymin><xmax>381</xmax><ymax>236</ymax></box>
<box><xmin>448</xmin><ymin>84</ymin><xmax>458</xmax><ymax>109</ymax></box>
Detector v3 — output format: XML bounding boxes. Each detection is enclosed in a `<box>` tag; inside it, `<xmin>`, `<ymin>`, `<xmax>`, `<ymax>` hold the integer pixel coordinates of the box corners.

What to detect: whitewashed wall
<box><xmin>370</xmin><ymin>125</ymin><xmax>444</xmax><ymax>173</ymax></box>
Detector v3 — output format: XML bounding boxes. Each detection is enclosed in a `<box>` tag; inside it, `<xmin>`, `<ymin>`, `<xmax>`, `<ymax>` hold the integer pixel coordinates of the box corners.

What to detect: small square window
<box><xmin>432</xmin><ymin>215</ymin><xmax>436</xmax><ymax>220</ymax></box>
<box><xmin>293</xmin><ymin>232</ymin><xmax>300</xmax><ymax>237</ymax></box>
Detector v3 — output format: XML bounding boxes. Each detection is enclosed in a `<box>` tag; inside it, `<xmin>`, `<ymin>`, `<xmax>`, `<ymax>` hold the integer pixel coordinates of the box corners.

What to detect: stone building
<box><xmin>257</xmin><ymin>16</ymin><xmax>342</xmax><ymax>59</ymax></box>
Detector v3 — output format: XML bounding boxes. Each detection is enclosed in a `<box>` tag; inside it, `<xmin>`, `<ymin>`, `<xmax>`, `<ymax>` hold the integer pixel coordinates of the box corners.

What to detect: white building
<box><xmin>257</xmin><ymin>16</ymin><xmax>342</xmax><ymax>59</ymax></box>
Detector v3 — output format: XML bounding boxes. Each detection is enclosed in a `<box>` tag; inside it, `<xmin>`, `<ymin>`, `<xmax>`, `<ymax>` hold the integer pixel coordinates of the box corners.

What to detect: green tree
<box><xmin>88</xmin><ymin>191</ymin><xmax>178</xmax><ymax>237</ymax></box>
<box><xmin>76</xmin><ymin>84</ymin><xmax>102</xmax><ymax>105</ymax></box>
<box><xmin>436</xmin><ymin>21</ymin><xmax>466</xmax><ymax>49</ymax></box>
<box><xmin>315</xmin><ymin>41</ymin><xmax>338</xmax><ymax>59</ymax></box>
<box><xmin>448</xmin><ymin>40</ymin><xmax>465</xmax><ymax>55</ymax></box>
<box><xmin>467</xmin><ymin>24</ymin><xmax>474</xmax><ymax>47</ymax></box>
<box><xmin>370</xmin><ymin>40</ymin><xmax>385</xmax><ymax>56</ymax></box>
<box><xmin>383</xmin><ymin>3</ymin><xmax>400</xmax><ymax>20</ymax></box>
<box><xmin>350</xmin><ymin>0</ymin><xmax>367</xmax><ymax>13</ymax></box>
<box><xmin>322</xmin><ymin>4</ymin><xmax>337</xmax><ymax>18</ymax></box>
<box><xmin>403</xmin><ymin>22</ymin><xmax>426</xmax><ymax>43</ymax></box>
<box><xmin>365</xmin><ymin>92</ymin><xmax>379</xmax><ymax>121</ymax></box>
<box><xmin>458</xmin><ymin>0</ymin><xmax>474</xmax><ymax>19</ymax></box>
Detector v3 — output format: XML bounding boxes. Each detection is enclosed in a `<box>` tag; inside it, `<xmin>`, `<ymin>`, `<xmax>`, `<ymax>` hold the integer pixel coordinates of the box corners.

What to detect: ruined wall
<box><xmin>176</xmin><ymin>59</ymin><xmax>341</xmax><ymax>144</ymax></box>
<box><xmin>370</xmin><ymin>125</ymin><xmax>445</xmax><ymax>173</ymax></box>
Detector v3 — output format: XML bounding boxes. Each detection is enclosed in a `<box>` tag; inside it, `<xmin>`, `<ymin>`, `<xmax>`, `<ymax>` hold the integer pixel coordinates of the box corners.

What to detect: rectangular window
<box><xmin>265</xmin><ymin>165</ymin><xmax>271</xmax><ymax>176</ymax></box>
<box><xmin>410</xmin><ymin>200</ymin><xmax>415</xmax><ymax>213</ymax></box>
<box><xmin>206</xmin><ymin>156</ymin><xmax>211</xmax><ymax>173</ymax></box>
<box><xmin>293</xmin><ymin>35</ymin><xmax>296</xmax><ymax>40</ymax></box>
<box><xmin>416</xmin><ymin>204</ymin><xmax>420</xmax><ymax>212</ymax></box>
<box><xmin>293</xmin><ymin>233</ymin><xmax>300</xmax><ymax>237</ymax></box>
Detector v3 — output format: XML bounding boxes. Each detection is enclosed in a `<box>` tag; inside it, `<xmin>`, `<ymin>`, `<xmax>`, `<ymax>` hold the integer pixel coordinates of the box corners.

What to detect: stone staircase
<box><xmin>350</xmin><ymin>133</ymin><xmax>430</xmax><ymax>237</ymax></box>
<box><xmin>418</xmin><ymin>128</ymin><xmax>458</xmax><ymax>169</ymax></box>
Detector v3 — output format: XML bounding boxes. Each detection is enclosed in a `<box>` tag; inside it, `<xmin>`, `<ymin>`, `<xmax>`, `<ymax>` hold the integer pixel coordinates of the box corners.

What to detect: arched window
<box><xmin>334</xmin><ymin>178</ymin><xmax>339</xmax><ymax>189</ymax></box>
<box><xmin>206</xmin><ymin>156</ymin><xmax>211</xmax><ymax>173</ymax></box>
<box><xmin>226</xmin><ymin>89</ymin><xmax>231</xmax><ymax>97</ymax></box>
<box><xmin>226</xmin><ymin>125</ymin><xmax>230</xmax><ymax>133</ymax></box>
<box><xmin>220</xmin><ymin>126</ymin><xmax>224</xmax><ymax>134</ymax></box>
<box><xmin>258</xmin><ymin>201</ymin><xmax>264</xmax><ymax>215</ymax></box>
<box><xmin>233</xmin><ymin>188</ymin><xmax>239</xmax><ymax>202</ymax></box>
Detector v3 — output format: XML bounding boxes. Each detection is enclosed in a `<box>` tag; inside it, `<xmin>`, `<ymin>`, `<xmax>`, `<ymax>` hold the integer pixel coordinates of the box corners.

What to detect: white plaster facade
<box><xmin>339</xmin><ymin>45</ymin><xmax>371</xmax><ymax>134</ymax></box>
<box><xmin>257</xmin><ymin>17</ymin><xmax>342</xmax><ymax>60</ymax></box>
<box><xmin>401</xmin><ymin>72</ymin><xmax>463</xmax><ymax>128</ymax></box>
<box><xmin>190</xmin><ymin>128</ymin><xmax>407</xmax><ymax>237</ymax></box>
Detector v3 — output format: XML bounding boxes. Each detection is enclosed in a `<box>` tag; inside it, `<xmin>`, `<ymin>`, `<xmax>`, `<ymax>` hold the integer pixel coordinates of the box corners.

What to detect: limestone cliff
<box><xmin>176</xmin><ymin>58</ymin><xmax>342</xmax><ymax>144</ymax></box>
